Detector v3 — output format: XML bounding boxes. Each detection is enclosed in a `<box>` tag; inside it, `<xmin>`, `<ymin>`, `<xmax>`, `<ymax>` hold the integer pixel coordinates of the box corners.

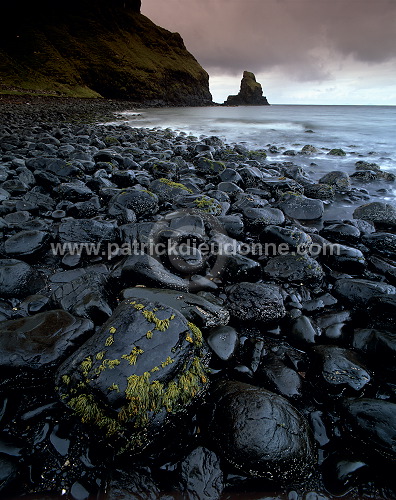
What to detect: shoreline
<box><xmin>1</xmin><ymin>101</ymin><xmax>396</xmax><ymax>499</ymax></box>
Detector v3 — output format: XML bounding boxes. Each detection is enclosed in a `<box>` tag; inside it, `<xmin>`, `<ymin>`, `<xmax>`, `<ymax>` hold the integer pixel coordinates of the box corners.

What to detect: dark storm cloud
<box><xmin>142</xmin><ymin>0</ymin><xmax>396</xmax><ymax>81</ymax></box>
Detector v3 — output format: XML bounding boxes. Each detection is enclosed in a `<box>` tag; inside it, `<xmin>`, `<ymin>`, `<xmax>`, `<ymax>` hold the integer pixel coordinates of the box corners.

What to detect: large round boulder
<box><xmin>56</xmin><ymin>297</ymin><xmax>210</xmax><ymax>452</ymax></box>
<box><xmin>207</xmin><ymin>381</ymin><xmax>316</xmax><ymax>481</ymax></box>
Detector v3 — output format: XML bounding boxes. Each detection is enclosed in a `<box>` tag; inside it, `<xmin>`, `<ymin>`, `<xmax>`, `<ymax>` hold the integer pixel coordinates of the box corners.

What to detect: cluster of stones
<box><xmin>0</xmin><ymin>114</ymin><xmax>396</xmax><ymax>499</ymax></box>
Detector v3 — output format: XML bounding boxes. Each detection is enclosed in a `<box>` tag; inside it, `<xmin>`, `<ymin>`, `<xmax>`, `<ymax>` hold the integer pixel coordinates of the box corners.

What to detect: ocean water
<box><xmin>114</xmin><ymin>105</ymin><xmax>396</xmax><ymax>218</ymax></box>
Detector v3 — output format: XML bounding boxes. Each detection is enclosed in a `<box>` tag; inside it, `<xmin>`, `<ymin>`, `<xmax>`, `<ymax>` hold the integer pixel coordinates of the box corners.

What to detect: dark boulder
<box><xmin>279</xmin><ymin>194</ymin><xmax>324</xmax><ymax>221</ymax></box>
<box><xmin>310</xmin><ymin>346</ymin><xmax>371</xmax><ymax>394</ymax></box>
<box><xmin>226</xmin><ymin>282</ymin><xmax>286</xmax><ymax>323</ymax></box>
<box><xmin>264</xmin><ymin>254</ymin><xmax>324</xmax><ymax>285</ymax></box>
<box><xmin>207</xmin><ymin>326</ymin><xmax>239</xmax><ymax>361</ymax></box>
<box><xmin>177</xmin><ymin>447</ymin><xmax>224</xmax><ymax>500</ymax></box>
<box><xmin>353</xmin><ymin>202</ymin><xmax>396</xmax><ymax>228</ymax></box>
<box><xmin>362</xmin><ymin>232</ymin><xmax>396</xmax><ymax>259</ymax></box>
<box><xmin>319</xmin><ymin>171</ymin><xmax>351</xmax><ymax>191</ymax></box>
<box><xmin>207</xmin><ymin>381</ymin><xmax>316</xmax><ymax>481</ymax></box>
<box><xmin>0</xmin><ymin>310</ymin><xmax>93</xmax><ymax>376</ymax></box>
<box><xmin>340</xmin><ymin>398</ymin><xmax>396</xmax><ymax>461</ymax></box>
<box><xmin>333</xmin><ymin>278</ymin><xmax>396</xmax><ymax>308</ymax></box>
<box><xmin>56</xmin><ymin>298</ymin><xmax>210</xmax><ymax>452</ymax></box>
<box><xmin>122</xmin><ymin>287</ymin><xmax>229</xmax><ymax>329</ymax></box>
<box><xmin>4</xmin><ymin>230</ymin><xmax>50</xmax><ymax>259</ymax></box>
<box><xmin>0</xmin><ymin>259</ymin><xmax>45</xmax><ymax>299</ymax></box>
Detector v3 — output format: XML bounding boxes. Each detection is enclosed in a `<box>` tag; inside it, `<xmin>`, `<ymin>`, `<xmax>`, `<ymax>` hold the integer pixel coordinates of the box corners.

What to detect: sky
<box><xmin>142</xmin><ymin>0</ymin><xmax>396</xmax><ymax>105</ymax></box>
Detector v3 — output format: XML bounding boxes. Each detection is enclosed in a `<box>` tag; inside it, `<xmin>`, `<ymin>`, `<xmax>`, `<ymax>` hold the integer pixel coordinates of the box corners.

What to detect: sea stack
<box><xmin>224</xmin><ymin>71</ymin><xmax>269</xmax><ymax>106</ymax></box>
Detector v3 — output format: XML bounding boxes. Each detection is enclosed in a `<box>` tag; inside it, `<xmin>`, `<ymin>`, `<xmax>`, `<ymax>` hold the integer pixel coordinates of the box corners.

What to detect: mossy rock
<box><xmin>195</xmin><ymin>157</ymin><xmax>226</xmax><ymax>175</ymax></box>
<box><xmin>328</xmin><ymin>148</ymin><xmax>347</xmax><ymax>156</ymax></box>
<box><xmin>56</xmin><ymin>298</ymin><xmax>210</xmax><ymax>453</ymax></box>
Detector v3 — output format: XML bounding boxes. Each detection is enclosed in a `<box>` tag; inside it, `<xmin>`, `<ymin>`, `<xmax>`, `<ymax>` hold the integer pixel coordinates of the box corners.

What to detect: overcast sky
<box><xmin>142</xmin><ymin>0</ymin><xmax>396</xmax><ymax>105</ymax></box>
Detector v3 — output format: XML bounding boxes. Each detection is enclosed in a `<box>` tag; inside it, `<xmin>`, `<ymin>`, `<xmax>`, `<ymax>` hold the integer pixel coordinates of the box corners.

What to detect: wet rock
<box><xmin>260</xmin><ymin>225</ymin><xmax>312</xmax><ymax>252</ymax></box>
<box><xmin>367</xmin><ymin>294</ymin><xmax>396</xmax><ymax>330</ymax></box>
<box><xmin>57</xmin><ymin>181</ymin><xmax>94</xmax><ymax>202</ymax></box>
<box><xmin>243</xmin><ymin>206</ymin><xmax>285</xmax><ymax>229</ymax></box>
<box><xmin>178</xmin><ymin>446</ymin><xmax>224</xmax><ymax>500</ymax></box>
<box><xmin>121</xmin><ymin>254</ymin><xmax>189</xmax><ymax>292</ymax></box>
<box><xmin>149</xmin><ymin>178</ymin><xmax>193</xmax><ymax>203</ymax></box>
<box><xmin>58</xmin><ymin>219</ymin><xmax>118</xmax><ymax>245</ymax></box>
<box><xmin>322</xmin><ymin>454</ymin><xmax>369</xmax><ymax>497</ymax></box>
<box><xmin>227</xmin><ymin>282</ymin><xmax>286</xmax><ymax>323</ymax></box>
<box><xmin>222</xmin><ymin>253</ymin><xmax>262</xmax><ymax>283</ymax></box>
<box><xmin>304</xmin><ymin>183</ymin><xmax>335</xmax><ymax>200</ymax></box>
<box><xmin>0</xmin><ymin>259</ymin><xmax>45</xmax><ymax>299</ymax></box>
<box><xmin>122</xmin><ymin>287</ymin><xmax>229</xmax><ymax>328</ymax></box>
<box><xmin>319</xmin><ymin>171</ymin><xmax>351</xmax><ymax>191</ymax></box>
<box><xmin>50</xmin><ymin>268</ymin><xmax>112</xmax><ymax>323</ymax></box>
<box><xmin>320</xmin><ymin>223</ymin><xmax>361</xmax><ymax>246</ymax></box>
<box><xmin>328</xmin><ymin>149</ymin><xmax>346</xmax><ymax>156</ymax></box>
<box><xmin>0</xmin><ymin>455</ymin><xmax>18</xmax><ymax>493</ymax></box>
<box><xmin>333</xmin><ymin>278</ymin><xmax>396</xmax><ymax>308</ymax></box>
<box><xmin>110</xmin><ymin>189</ymin><xmax>159</xmax><ymax>218</ymax></box>
<box><xmin>353</xmin><ymin>328</ymin><xmax>396</xmax><ymax>362</ymax></box>
<box><xmin>106</xmin><ymin>468</ymin><xmax>160</xmax><ymax>500</ymax></box>
<box><xmin>353</xmin><ymin>202</ymin><xmax>396</xmax><ymax>228</ymax></box>
<box><xmin>340</xmin><ymin>398</ymin><xmax>396</xmax><ymax>461</ymax></box>
<box><xmin>4</xmin><ymin>230</ymin><xmax>50</xmax><ymax>259</ymax></box>
<box><xmin>195</xmin><ymin>157</ymin><xmax>225</xmax><ymax>175</ymax></box>
<box><xmin>0</xmin><ymin>310</ymin><xmax>93</xmax><ymax>376</ymax></box>
<box><xmin>362</xmin><ymin>232</ymin><xmax>396</xmax><ymax>259</ymax></box>
<box><xmin>218</xmin><ymin>215</ymin><xmax>244</xmax><ymax>239</ymax></box>
<box><xmin>301</xmin><ymin>145</ymin><xmax>318</xmax><ymax>154</ymax></box>
<box><xmin>256</xmin><ymin>353</ymin><xmax>304</xmax><ymax>400</ymax></box>
<box><xmin>279</xmin><ymin>194</ymin><xmax>324</xmax><ymax>221</ymax></box>
<box><xmin>289</xmin><ymin>315</ymin><xmax>318</xmax><ymax>345</ymax></box>
<box><xmin>264</xmin><ymin>254</ymin><xmax>324</xmax><ymax>285</ymax></box>
<box><xmin>321</xmin><ymin>244</ymin><xmax>366</xmax><ymax>273</ymax></box>
<box><xmin>56</xmin><ymin>298</ymin><xmax>210</xmax><ymax>452</ymax></box>
<box><xmin>207</xmin><ymin>326</ymin><xmax>239</xmax><ymax>361</ymax></box>
<box><xmin>310</xmin><ymin>346</ymin><xmax>371</xmax><ymax>394</ymax></box>
<box><xmin>207</xmin><ymin>380</ymin><xmax>316</xmax><ymax>481</ymax></box>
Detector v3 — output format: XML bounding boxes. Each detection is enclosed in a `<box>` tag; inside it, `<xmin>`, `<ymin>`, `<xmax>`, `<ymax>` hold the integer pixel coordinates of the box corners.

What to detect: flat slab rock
<box><xmin>0</xmin><ymin>310</ymin><xmax>93</xmax><ymax>373</ymax></box>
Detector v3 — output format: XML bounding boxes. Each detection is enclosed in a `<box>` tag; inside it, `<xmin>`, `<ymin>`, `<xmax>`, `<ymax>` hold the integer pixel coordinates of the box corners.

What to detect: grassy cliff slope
<box><xmin>0</xmin><ymin>0</ymin><xmax>212</xmax><ymax>105</ymax></box>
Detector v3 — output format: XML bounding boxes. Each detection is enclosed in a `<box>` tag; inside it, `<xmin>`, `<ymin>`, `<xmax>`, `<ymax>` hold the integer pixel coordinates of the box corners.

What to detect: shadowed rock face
<box><xmin>0</xmin><ymin>0</ymin><xmax>212</xmax><ymax>105</ymax></box>
<box><xmin>224</xmin><ymin>71</ymin><xmax>269</xmax><ymax>106</ymax></box>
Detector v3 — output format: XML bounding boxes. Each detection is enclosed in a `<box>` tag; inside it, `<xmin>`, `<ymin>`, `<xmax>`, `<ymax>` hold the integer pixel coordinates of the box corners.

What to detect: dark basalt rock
<box><xmin>4</xmin><ymin>230</ymin><xmax>50</xmax><ymax>259</ymax></box>
<box><xmin>57</xmin><ymin>181</ymin><xmax>94</xmax><ymax>202</ymax></box>
<box><xmin>260</xmin><ymin>225</ymin><xmax>312</xmax><ymax>251</ymax></box>
<box><xmin>56</xmin><ymin>298</ymin><xmax>210</xmax><ymax>452</ymax></box>
<box><xmin>206</xmin><ymin>326</ymin><xmax>239</xmax><ymax>361</ymax></box>
<box><xmin>340</xmin><ymin>398</ymin><xmax>396</xmax><ymax>461</ymax></box>
<box><xmin>0</xmin><ymin>259</ymin><xmax>45</xmax><ymax>299</ymax></box>
<box><xmin>321</xmin><ymin>244</ymin><xmax>366</xmax><ymax>273</ymax></box>
<box><xmin>0</xmin><ymin>310</ymin><xmax>93</xmax><ymax>377</ymax></box>
<box><xmin>319</xmin><ymin>171</ymin><xmax>351</xmax><ymax>191</ymax></box>
<box><xmin>224</xmin><ymin>71</ymin><xmax>269</xmax><ymax>106</ymax></box>
<box><xmin>320</xmin><ymin>223</ymin><xmax>361</xmax><ymax>246</ymax></box>
<box><xmin>264</xmin><ymin>254</ymin><xmax>324</xmax><ymax>285</ymax></box>
<box><xmin>226</xmin><ymin>282</ymin><xmax>286</xmax><ymax>323</ymax></box>
<box><xmin>58</xmin><ymin>218</ymin><xmax>118</xmax><ymax>245</ymax></box>
<box><xmin>110</xmin><ymin>189</ymin><xmax>159</xmax><ymax>218</ymax></box>
<box><xmin>207</xmin><ymin>381</ymin><xmax>316</xmax><ymax>481</ymax></box>
<box><xmin>106</xmin><ymin>468</ymin><xmax>160</xmax><ymax>500</ymax></box>
<box><xmin>353</xmin><ymin>202</ymin><xmax>396</xmax><ymax>228</ymax></box>
<box><xmin>177</xmin><ymin>446</ymin><xmax>224</xmax><ymax>500</ymax></box>
<box><xmin>310</xmin><ymin>346</ymin><xmax>371</xmax><ymax>394</ymax></box>
<box><xmin>362</xmin><ymin>232</ymin><xmax>396</xmax><ymax>259</ymax></box>
<box><xmin>367</xmin><ymin>294</ymin><xmax>396</xmax><ymax>330</ymax></box>
<box><xmin>121</xmin><ymin>254</ymin><xmax>189</xmax><ymax>292</ymax></box>
<box><xmin>353</xmin><ymin>328</ymin><xmax>396</xmax><ymax>361</ymax></box>
<box><xmin>333</xmin><ymin>278</ymin><xmax>396</xmax><ymax>308</ymax></box>
<box><xmin>122</xmin><ymin>287</ymin><xmax>229</xmax><ymax>329</ymax></box>
<box><xmin>279</xmin><ymin>194</ymin><xmax>324</xmax><ymax>221</ymax></box>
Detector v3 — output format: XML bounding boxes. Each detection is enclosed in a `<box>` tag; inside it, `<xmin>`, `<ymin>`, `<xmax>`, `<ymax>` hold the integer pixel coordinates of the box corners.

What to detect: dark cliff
<box><xmin>0</xmin><ymin>0</ymin><xmax>212</xmax><ymax>105</ymax></box>
<box><xmin>224</xmin><ymin>71</ymin><xmax>269</xmax><ymax>106</ymax></box>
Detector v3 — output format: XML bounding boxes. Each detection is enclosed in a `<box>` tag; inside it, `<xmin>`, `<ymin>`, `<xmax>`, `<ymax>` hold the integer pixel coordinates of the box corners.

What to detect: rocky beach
<box><xmin>1</xmin><ymin>96</ymin><xmax>396</xmax><ymax>499</ymax></box>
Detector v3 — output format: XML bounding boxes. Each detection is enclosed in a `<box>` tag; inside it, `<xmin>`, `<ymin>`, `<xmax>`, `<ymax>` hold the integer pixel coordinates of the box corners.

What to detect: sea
<box><xmin>111</xmin><ymin>105</ymin><xmax>396</xmax><ymax>220</ymax></box>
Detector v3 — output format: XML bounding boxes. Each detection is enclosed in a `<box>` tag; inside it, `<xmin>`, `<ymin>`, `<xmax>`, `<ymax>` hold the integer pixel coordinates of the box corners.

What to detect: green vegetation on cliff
<box><xmin>0</xmin><ymin>0</ymin><xmax>212</xmax><ymax>104</ymax></box>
